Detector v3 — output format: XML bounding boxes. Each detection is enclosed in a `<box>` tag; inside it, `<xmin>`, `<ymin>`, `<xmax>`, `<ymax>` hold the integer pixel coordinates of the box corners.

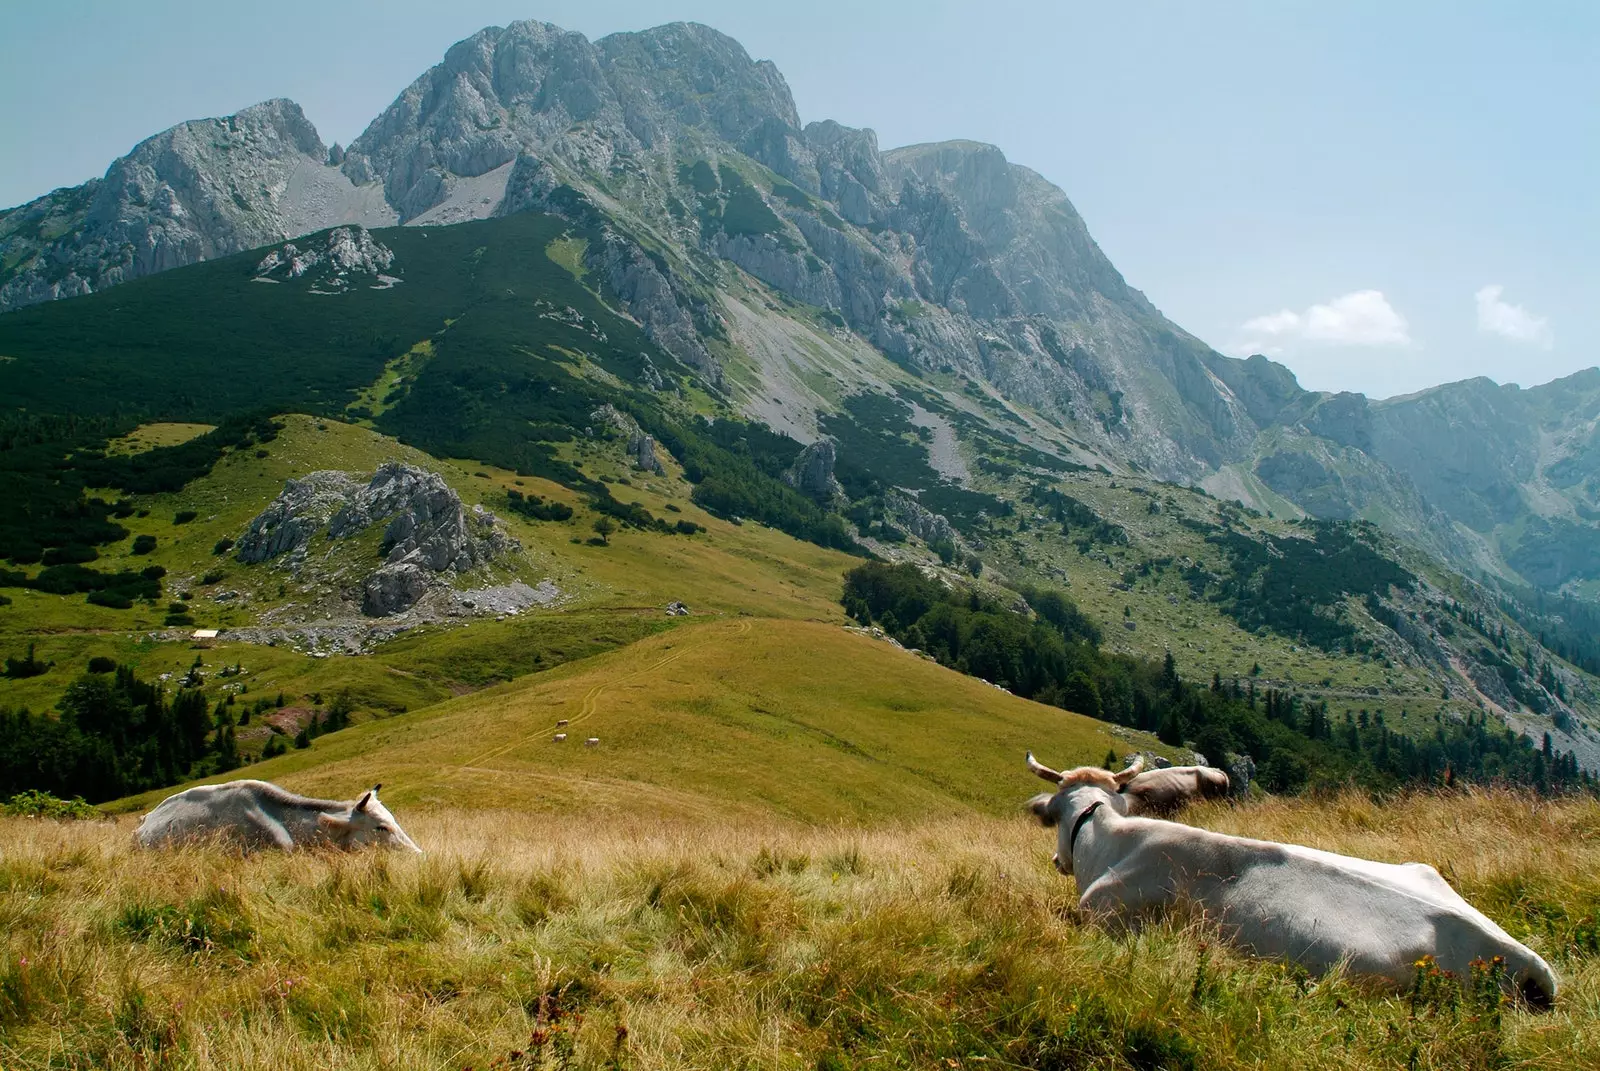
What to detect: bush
<box><xmin>86</xmin><ymin>656</ymin><xmax>117</xmax><ymax>674</ymax></box>
<box><xmin>212</xmin><ymin>537</ymin><xmax>235</xmax><ymax>555</ymax></box>
<box><xmin>42</xmin><ymin>544</ymin><xmax>98</xmax><ymax>565</ymax></box>
<box><xmin>173</xmin><ymin>511</ymin><xmax>198</xmax><ymax>525</ymax></box>
<box><xmin>131</xmin><ymin>534</ymin><xmax>157</xmax><ymax>555</ymax></box>
<box><xmin>2</xmin><ymin>789</ymin><xmax>99</xmax><ymax>819</ymax></box>
<box><xmin>87</xmin><ymin>590</ymin><xmax>134</xmax><ymax>609</ymax></box>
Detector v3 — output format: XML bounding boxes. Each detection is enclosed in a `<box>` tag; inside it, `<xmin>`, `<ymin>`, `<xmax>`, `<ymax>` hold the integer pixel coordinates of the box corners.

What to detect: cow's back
<box><xmin>137</xmin><ymin>780</ymin><xmax>297</xmax><ymax>848</ymax></box>
<box><xmin>1181</xmin><ymin>831</ymin><xmax>1555</xmax><ymax>999</ymax></box>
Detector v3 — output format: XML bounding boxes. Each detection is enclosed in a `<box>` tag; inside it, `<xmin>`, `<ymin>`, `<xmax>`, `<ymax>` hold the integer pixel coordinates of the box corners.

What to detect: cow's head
<box><xmin>1025</xmin><ymin>751</ymin><xmax>1141</xmax><ymax>874</ymax></box>
<box><xmin>317</xmin><ymin>784</ymin><xmax>423</xmax><ymax>853</ymax></box>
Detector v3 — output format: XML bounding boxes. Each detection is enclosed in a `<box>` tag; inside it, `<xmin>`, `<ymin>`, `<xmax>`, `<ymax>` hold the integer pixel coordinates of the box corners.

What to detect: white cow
<box><xmin>1026</xmin><ymin>752</ymin><xmax>1557</xmax><ymax>1007</ymax></box>
<box><xmin>1027</xmin><ymin>752</ymin><xmax>1229</xmax><ymax>817</ymax></box>
<box><xmin>136</xmin><ymin>780</ymin><xmax>422</xmax><ymax>853</ymax></box>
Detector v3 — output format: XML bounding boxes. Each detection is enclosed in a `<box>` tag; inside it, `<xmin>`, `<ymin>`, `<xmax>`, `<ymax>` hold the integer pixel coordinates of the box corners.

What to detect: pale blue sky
<box><xmin>1</xmin><ymin>1</ymin><xmax>1593</xmax><ymax>400</ymax></box>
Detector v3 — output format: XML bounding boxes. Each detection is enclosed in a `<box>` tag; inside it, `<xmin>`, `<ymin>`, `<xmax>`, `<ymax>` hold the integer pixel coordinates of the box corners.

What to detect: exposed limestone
<box><xmin>254</xmin><ymin>227</ymin><xmax>397</xmax><ymax>291</ymax></box>
<box><xmin>236</xmin><ymin>462</ymin><xmax>518</xmax><ymax>617</ymax></box>
<box><xmin>884</xmin><ymin>489</ymin><xmax>957</xmax><ymax>546</ymax></box>
<box><xmin>782</xmin><ymin>439</ymin><xmax>846</xmax><ymax>507</ymax></box>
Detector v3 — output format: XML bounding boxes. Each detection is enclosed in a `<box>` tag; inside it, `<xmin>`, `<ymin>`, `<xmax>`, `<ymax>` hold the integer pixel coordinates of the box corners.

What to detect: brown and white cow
<box><xmin>1025</xmin><ymin>752</ymin><xmax>1558</xmax><ymax>1006</ymax></box>
<box><xmin>1027</xmin><ymin>752</ymin><xmax>1229</xmax><ymax>817</ymax></box>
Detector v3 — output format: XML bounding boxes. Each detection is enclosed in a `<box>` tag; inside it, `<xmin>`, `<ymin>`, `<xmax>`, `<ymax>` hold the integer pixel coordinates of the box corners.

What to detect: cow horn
<box><xmin>1026</xmin><ymin>751</ymin><xmax>1065</xmax><ymax>784</ymax></box>
<box><xmin>1113</xmin><ymin>754</ymin><xmax>1146</xmax><ymax>786</ymax></box>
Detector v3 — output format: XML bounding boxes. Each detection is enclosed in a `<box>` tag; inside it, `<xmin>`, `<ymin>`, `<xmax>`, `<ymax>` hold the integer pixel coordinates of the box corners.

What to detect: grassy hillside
<box><xmin>1</xmin><ymin>790</ymin><xmax>1593</xmax><ymax>1069</ymax></box>
<box><xmin>112</xmin><ymin>617</ymin><xmax>1139</xmax><ymax>821</ymax></box>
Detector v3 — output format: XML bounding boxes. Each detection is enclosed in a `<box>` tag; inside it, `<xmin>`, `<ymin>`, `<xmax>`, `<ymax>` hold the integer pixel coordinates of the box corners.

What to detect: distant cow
<box><xmin>553</xmin><ymin>733</ymin><xmax>568</xmax><ymax>742</ymax></box>
<box><xmin>1025</xmin><ymin>752</ymin><xmax>1558</xmax><ymax>1006</ymax></box>
<box><xmin>584</xmin><ymin>737</ymin><xmax>599</xmax><ymax>747</ymax></box>
<box><xmin>557</xmin><ymin>719</ymin><xmax>569</xmax><ymax>727</ymax></box>
<box><xmin>136</xmin><ymin>780</ymin><xmax>422</xmax><ymax>853</ymax></box>
<box><xmin>1027</xmin><ymin>752</ymin><xmax>1228</xmax><ymax>817</ymax></box>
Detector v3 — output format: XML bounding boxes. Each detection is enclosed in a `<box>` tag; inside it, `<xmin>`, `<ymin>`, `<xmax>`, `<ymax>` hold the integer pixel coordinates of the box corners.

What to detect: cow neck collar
<box><xmin>1068</xmin><ymin>799</ymin><xmax>1105</xmax><ymax>857</ymax></box>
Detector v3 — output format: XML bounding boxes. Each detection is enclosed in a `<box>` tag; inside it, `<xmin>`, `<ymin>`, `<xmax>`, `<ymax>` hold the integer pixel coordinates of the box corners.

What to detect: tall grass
<box><xmin>0</xmin><ymin>790</ymin><xmax>1595</xmax><ymax>1069</ymax></box>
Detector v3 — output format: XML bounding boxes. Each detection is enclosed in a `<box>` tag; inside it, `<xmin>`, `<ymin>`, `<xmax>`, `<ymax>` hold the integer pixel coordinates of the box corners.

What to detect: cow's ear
<box><xmin>1027</xmin><ymin>794</ymin><xmax>1059</xmax><ymax>827</ymax></box>
<box><xmin>355</xmin><ymin>790</ymin><xmax>375</xmax><ymax>812</ymax></box>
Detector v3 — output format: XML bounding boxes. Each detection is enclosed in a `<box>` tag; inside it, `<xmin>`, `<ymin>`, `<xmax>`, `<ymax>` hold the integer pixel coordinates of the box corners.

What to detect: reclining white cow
<box><xmin>137</xmin><ymin>780</ymin><xmax>422</xmax><ymax>853</ymax></box>
<box><xmin>1029</xmin><ymin>752</ymin><xmax>1227</xmax><ymax>816</ymax></box>
<box><xmin>1025</xmin><ymin>751</ymin><xmax>1557</xmax><ymax>1007</ymax></box>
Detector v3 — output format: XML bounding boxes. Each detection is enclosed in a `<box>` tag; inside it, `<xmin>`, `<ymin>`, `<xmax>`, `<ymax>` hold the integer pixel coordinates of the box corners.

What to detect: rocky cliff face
<box><xmin>0</xmin><ymin>100</ymin><xmax>396</xmax><ymax>312</ymax></box>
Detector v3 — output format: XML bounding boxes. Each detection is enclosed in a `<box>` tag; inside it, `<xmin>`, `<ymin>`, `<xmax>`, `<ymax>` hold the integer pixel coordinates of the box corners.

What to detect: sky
<box><xmin>1</xmin><ymin>1</ymin><xmax>1594</xmax><ymax>400</ymax></box>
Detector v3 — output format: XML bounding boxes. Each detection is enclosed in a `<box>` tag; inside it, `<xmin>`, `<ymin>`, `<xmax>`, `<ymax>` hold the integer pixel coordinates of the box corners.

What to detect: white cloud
<box><xmin>1235</xmin><ymin>289</ymin><xmax>1412</xmax><ymax>354</ymax></box>
<box><xmin>1475</xmin><ymin>284</ymin><xmax>1552</xmax><ymax>348</ymax></box>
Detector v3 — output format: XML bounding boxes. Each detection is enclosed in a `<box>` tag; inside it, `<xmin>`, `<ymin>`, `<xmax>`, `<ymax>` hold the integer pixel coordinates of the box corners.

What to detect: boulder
<box><xmin>362</xmin><ymin>562</ymin><xmax>433</xmax><ymax>617</ymax></box>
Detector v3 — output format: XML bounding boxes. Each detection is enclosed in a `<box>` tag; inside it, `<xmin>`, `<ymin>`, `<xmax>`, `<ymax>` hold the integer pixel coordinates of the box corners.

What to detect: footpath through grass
<box><xmin>0</xmin><ymin>790</ymin><xmax>1596</xmax><ymax>1069</ymax></box>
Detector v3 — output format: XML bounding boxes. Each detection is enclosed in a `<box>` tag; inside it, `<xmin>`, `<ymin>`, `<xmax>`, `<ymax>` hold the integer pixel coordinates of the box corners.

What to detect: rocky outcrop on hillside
<box><xmin>783</xmin><ymin>440</ymin><xmax>846</xmax><ymax>507</ymax></box>
<box><xmin>589</xmin><ymin>404</ymin><xmax>665</xmax><ymax>474</ymax></box>
<box><xmin>236</xmin><ymin>462</ymin><xmax>518</xmax><ymax>616</ymax></box>
<box><xmin>884</xmin><ymin>490</ymin><xmax>958</xmax><ymax>546</ymax></box>
<box><xmin>254</xmin><ymin>227</ymin><xmax>399</xmax><ymax>291</ymax></box>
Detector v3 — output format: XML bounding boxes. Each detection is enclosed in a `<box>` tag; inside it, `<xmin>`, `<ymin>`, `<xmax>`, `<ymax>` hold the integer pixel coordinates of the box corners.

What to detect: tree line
<box><xmin>842</xmin><ymin>562</ymin><xmax>1593</xmax><ymax>796</ymax></box>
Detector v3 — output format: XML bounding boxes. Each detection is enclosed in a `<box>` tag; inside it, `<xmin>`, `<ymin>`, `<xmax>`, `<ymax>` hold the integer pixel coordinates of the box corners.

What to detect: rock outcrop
<box><xmin>236</xmin><ymin>462</ymin><xmax>518</xmax><ymax>616</ymax></box>
<box><xmin>254</xmin><ymin>226</ymin><xmax>398</xmax><ymax>291</ymax></box>
<box><xmin>884</xmin><ymin>490</ymin><xmax>958</xmax><ymax>546</ymax></box>
<box><xmin>782</xmin><ymin>439</ymin><xmax>846</xmax><ymax>507</ymax></box>
<box><xmin>590</xmin><ymin>404</ymin><xmax>664</xmax><ymax>474</ymax></box>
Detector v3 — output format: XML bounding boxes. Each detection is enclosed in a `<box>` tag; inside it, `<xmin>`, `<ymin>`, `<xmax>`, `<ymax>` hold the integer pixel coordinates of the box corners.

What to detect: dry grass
<box><xmin>2</xmin><ymin>790</ymin><xmax>1598</xmax><ymax>1069</ymax></box>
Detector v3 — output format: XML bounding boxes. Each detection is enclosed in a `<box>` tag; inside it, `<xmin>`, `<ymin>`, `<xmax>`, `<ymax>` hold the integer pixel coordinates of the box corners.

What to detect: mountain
<box><xmin>4</xmin><ymin>17</ymin><xmax>1600</xmax><ymax>781</ymax></box>
<box><xmin>0</xmin><ymin>99</ymin><xmax>394</xmax><ymax>310</ymax></box>
<box><xmin>6</xmin><ymin>19</ymin><xmax>1593</xmax><ymax>600</ymax></box>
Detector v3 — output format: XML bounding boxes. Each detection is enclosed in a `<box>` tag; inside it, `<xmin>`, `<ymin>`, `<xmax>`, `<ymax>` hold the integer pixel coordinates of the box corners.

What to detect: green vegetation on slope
<box><xmin>844</xmin><ymin>561</ymin><xmax>1594</xmax><ymax>796</ymax></box>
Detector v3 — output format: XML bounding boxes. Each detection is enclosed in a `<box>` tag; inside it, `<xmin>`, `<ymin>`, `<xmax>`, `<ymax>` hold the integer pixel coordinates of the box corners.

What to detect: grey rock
<box><xmin>631</xmin><ymin>433</ymin><xmax>664</xmax><ymax>474</ymax></box>
<box><xmin>782</xmin><ymin>439</ymin><xmax>845</xmax><ymax>506</ymax></box>
<box><xmin>236</xmin><ymin>462</ymin><xmax>518</xmax><ymax>617</ymax></box>
<box><xmin>884</xmin><ymin>489</ymin><xmax>956</xmax><ymax>545</ymax></box>
<box><xmin>1</xmin><ymin>99</ymin><xmax>397</xmax><ymax>313</ymax></box>
<box><xmin>235</xmin><ymin>471</ymin><xmax>362</xmax><ymax>564</ymax></box>
<box><xmin>1224</xmin><ymin>753</ymin><xmax>1256</xmax><ymax>799</ymax></box>
<box><xmin>362</xmin><ymin>562</ymin><xmax>433</xmax><ymax>617</ymax></box>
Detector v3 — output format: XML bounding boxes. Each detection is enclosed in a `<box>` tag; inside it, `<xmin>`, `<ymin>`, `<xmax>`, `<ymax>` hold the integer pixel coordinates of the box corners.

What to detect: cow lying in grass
<box><xmin>1026</xmin><ymin>752</ymin><xmax>1558</xmax><ymax>1007</ymax></box>
<box><xmin>137</xmin><ymin>780</ymin><xmax>422</xmax><ymax>853</ymax></box>
<box><xmin>1027</xmin><ymin>752</ymin><xmax>1229</xmax><ymax>816</ymax></box>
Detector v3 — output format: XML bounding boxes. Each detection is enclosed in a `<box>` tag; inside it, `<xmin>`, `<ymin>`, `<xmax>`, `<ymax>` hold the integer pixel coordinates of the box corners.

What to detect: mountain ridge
<box><xmin>2</xmin><ymin>17</ymin><xmax>1598</xmax><ymax>596</ymax></box>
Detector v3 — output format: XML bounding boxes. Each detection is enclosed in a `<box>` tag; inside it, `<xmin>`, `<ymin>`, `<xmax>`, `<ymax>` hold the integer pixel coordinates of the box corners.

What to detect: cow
<box><xmin>584</xmin><ymin>737</ymin><xmax>600</xmax><ymax>747</ymax></box>
<box><xmin>1027</xmin><ymin>752</ymin><xmax>1229</xmax><ymax>817</ymax></box>
<box><xmin>553</xmin><ymin>733</ymin><xmax>568</xmax><ymax>742</ymax></box>
<box><xmin>1024</xmin><ymin>752</ymin><xmax>1558</xmax><ymax>1007</ymax></box>
<box><xmin>136</xmin><ymin>780</ymin><xmax>422</xmax><ymax>853</ymax></box>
